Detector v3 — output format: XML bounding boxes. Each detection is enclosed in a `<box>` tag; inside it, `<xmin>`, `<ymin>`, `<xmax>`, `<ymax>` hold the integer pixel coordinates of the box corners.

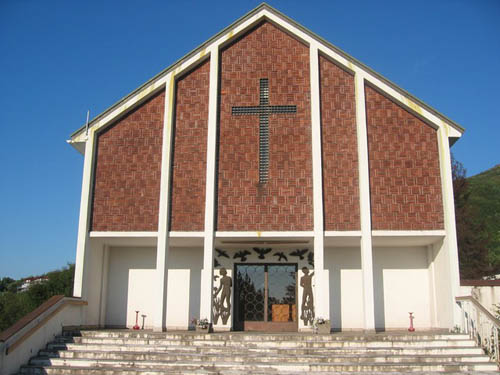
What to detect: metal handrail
<box><xmin>456</xmin><ymin>295</ymin><xmax>500</xmax><ymax>364</ymax></box>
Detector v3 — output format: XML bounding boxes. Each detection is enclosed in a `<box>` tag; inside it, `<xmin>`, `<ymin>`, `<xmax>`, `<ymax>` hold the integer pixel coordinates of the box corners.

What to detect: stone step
<box><xmin>24</xmin><ymin>357</ymin><xmax>500</xmax><ymax>372</ymax></box>
<box><xmin>45</xmin><ymin>342</ymin><xmax>485</xmax><ymax>356</ymax></box>
<box><xmin>21</xmin><ymin>330</ymin><xmax>497</xmax><ymax>375</ymax></box>
<box><xmin>66</xmin><ymin>336</ymin><xmax>477</xmax><ymax>348</ymax></box>
<box><xmin>67</xmin><ymin>330</ymin><xmax>470</xmax><ymax>342</ymax></box>
<box><xmin>20</xmin><ymin>366</ymin><xmax>500</xmax><ymax>375</ymax></box>
<box><xmin>37</xmin><ymin>349</ymin><xmax>492</xmax><ymax>364</ymax></box>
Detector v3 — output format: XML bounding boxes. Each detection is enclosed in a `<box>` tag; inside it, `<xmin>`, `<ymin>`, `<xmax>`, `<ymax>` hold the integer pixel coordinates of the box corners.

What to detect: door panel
<box><xmin>234</xmin><ymin>263</ymin><xmax>297</xmax><ymax>331</ymax></box>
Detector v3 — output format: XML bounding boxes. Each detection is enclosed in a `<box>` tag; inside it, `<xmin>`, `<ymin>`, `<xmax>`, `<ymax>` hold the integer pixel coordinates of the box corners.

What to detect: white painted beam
<box><xmin>90</xmin><ymin>231</ymin><xmax>158</xmax><ymax>238</ymax></box>
<box><xmin>309</xmin><ymin>43</ymin><xmax>329</xmax><ymax>320</ymax></box>
<box><xmin>98</xmin><ymin>244</ymin><xmax>109</xmax><ymax>328</ymax></box>
<box><xmin>355</xmin><ymin>73</ymin><xmax>376</xmax><ymax>332</ymax></box>
<box><xmin>153</xmin><ymin>73</ymin><xmax>174</xmax><ymax>331</ymax></box>
<box><xmin>73</xmin><ymin>130</ymin><xmax>96</xmax><ymax>299</ymax></box>
<box><xmin>216</xmin><ymin>231</ymin><xmax>314</xmax><ymax>238</ymax></box>
<box><xmin>437</xmin><ymin>125</ymin><xmax>462</xmax><ymax>326</ymax></box>
<box><xmin>200</xmin><ymin>47</ymin><xmax>219</xmax><ymax>322</ymax></box>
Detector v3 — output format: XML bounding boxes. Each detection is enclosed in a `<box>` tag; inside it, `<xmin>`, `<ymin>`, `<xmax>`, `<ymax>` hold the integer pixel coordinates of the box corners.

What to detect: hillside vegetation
<box><xmin>467</xmin><ymin>164</ymin><xmax>500</xmax><ymax>268</ymax></box>
<box><xmin>454</xmin><ymin>159</ymin><xmax>500</xmax><ymax>279</ymax></box>
<box><xmin>0</xmin><ymin>264</ymin><xmax>74</xmax><ymax>332</ymax></box>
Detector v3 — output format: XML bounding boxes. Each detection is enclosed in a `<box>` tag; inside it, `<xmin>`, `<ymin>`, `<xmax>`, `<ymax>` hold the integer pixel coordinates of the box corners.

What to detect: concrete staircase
<box><xmin>20</xmin><ymin>329</ymin><xmax>499</xmax><ymax>374</ymax></box>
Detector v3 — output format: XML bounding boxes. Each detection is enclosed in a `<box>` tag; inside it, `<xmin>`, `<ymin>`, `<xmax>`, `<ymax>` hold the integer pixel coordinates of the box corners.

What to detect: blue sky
<box><xmin>0</xmin><ymin>0</ymin><xmax>499</xmax><ymax>280</ymax></box>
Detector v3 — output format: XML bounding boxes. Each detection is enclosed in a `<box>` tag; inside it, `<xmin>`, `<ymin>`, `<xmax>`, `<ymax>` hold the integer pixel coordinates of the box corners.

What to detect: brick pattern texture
<box><xmin>91</xmin><ymin>90</ymin><xmax>165</xmax><ymax>231</ymax></box>
<box><xmin>170</xmin><ymin>60</ymin><xmax>210</xmax><ymax>231</ymax></box>
<box><xmin>365</xmin><ymin>86</ymin><xmax>444</xmax><ymax>230</ymax></box>
<box><xmin>319</xmin><ymin>56</ymin><xmax>360</xmax><ymax>230</ymax></box>
<box><xmin>217</xmin><ymin>21</ymin><xmax>313</xmax><ymax>231</ymax></box>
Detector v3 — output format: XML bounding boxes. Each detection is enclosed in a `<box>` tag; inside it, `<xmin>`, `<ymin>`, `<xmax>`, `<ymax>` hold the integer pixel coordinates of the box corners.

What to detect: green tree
<box><xmin>0</xmin><ymin>264</ymin><xmax>75</xmax><ymax>332</ymax></box>
<box><xmin>452</xmin><ymin>156</ymin><xmax>492</xmax><ymax>279</ymax></box>
<box><xmin>0</xmin><ymin>277</ymin><xmax>15</xmax><ymax>293</ymax></box>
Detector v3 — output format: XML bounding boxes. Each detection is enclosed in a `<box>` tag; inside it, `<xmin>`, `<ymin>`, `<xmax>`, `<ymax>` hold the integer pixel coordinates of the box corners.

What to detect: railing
<box><xmin>0</xmin><ymin>295</ymin><xmax>86</xmax><ymax>352</ymax></box>
<box><xmin>456</xmin><ymin>295</ymin><xmax>500</xmax><ymax>365</ymax></box>
<box><xmin>0</xmin><ymin>295</ymin><xmax>86</xmax><ymax>375</ymax></box>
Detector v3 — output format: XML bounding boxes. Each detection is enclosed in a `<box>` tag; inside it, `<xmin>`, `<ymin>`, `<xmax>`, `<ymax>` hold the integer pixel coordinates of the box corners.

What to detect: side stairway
<box><xmin>19</xmin><ymin>329</ymin><xmax>499</xmax><ymax>374</ymax></box>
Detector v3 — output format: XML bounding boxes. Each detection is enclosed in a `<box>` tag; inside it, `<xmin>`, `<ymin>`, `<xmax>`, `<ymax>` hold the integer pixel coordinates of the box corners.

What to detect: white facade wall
<box><xmin>324</xmin><ymin>247</ymin><xmax>364</xmax><ymax>331</ymax></box>
<box><xmin>105</xmin><ymin>247</ymin><xmax>157</xmax><ymax>329</ymax></box>
<box><xmin>431</xmin><ymin>239</ymin><xmax>455</xmax><ymax>328</ymax></box>
<box><xmin>165</xmin><ymin>247</ymin><xmax>203</xmax><ymax>330</ymax></box>
<box><xmin>373</xmin><ymin>247</ymin><xmax>432</xmax><ymax>330</ymax></box>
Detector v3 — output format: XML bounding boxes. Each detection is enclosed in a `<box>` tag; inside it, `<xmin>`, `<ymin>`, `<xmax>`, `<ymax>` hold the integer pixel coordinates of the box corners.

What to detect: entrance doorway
<box><xmin>233</xmin><ymin>263</ymin><xmax>298</xmax><ymax>331</ymax></box>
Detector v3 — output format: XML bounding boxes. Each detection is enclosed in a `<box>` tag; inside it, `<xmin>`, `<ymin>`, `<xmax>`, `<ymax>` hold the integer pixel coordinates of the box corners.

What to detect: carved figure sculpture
<box><xmin>300</xmin><ymin>266</ymin><xmax>315</xmax><ymax>325</ymax></box>
<box><xmin>273</xmin><ymin>252</ymin><xmax>288</xmax><ymax>262</ymax></box>
<box><xmin>213</xmin><ymin>268</ymin><xmax>232</xmax><ymax>325</ymax></box>
<box><xmin>253</xmin><ymin>247</ymin><xmax>272</xmax><ymax>259</ymax></box>
<box><xmin>234</xmin><ymin>250</ymin><xmax>251</xmax><ymax>262</ymax></box>
<box><xmin>290</xmin><ymin>248</ymin><xmax>308</xmax><ymax>260</ymax></box>
<box><xmin>215</xmin><ymin>248</ymin><xmax>230</xmax><ymax>258</ymax></box>
<box><xmin>307</xmin><ymin>251</ymin><xmax>314</xmax><ymax>267</ymax></box>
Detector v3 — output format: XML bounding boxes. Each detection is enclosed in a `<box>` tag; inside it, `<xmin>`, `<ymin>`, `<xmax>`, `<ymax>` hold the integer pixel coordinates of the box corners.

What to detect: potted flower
<box><xmin>192</xmin><ymin>318</ymin><xmax>211</xmax><ymax>333</ymax></box>
<box><xmin>314</xmin><ymin>317</ymin><xmax>331</xmax><ymax>334</ymax></box>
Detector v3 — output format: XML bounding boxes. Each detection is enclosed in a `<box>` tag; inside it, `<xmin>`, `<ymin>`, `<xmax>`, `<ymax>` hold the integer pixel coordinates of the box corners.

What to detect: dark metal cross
<box><xmin>232</xmin><ymin>78</ymin><xmax>296</xmax><ymax>183</ymax></box>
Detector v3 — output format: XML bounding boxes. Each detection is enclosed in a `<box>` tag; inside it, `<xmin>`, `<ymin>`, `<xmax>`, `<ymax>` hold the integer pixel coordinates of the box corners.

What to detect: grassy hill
<box><xmin>467</xmin><ymin>164</ymin><xmax>500</xmax><ymax>269</ymax></box>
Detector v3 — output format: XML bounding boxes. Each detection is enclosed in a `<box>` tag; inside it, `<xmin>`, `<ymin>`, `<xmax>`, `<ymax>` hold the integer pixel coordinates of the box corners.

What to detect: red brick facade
<box><xmin>91</xmin><ymin>90</ymin><xmax>165</xmax><ymax>231</ymax></box>
<box><xmin>217</xmin><ymin>22</ymin><xmax>313</xmax><ymax>231</ymax></box>
<box><xmin>319</xmin><ymin>56</ymin><xmax>360</xmax><ymax>231</ymax></box>
<box><xmin>365</xmin><ymin>86</ymin><xmax>444</xmax><ymax>230</ymax></box>
<box><xmin>170</xmin><ymin>60</ymin><xmax>210</xmax><ymax>231</ymax></box>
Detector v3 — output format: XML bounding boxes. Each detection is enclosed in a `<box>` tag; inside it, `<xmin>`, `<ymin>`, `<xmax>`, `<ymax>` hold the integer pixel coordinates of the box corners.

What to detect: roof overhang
<box><xmin>67</xmin><ymin>2</ymin><xmax>464</xmax><ymax>154</ymax></box>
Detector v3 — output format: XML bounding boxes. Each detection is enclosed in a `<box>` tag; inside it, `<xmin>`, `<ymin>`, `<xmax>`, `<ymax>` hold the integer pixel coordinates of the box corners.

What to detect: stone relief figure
<box><xmin>300</xmin><ymin>267</ymin><xmax>315</xmax><ymax>326</ymax></box>
<box><xmin>213</xmin><ymin>268</ymin><xmax>232</xmax><ymax>325</ymax></box>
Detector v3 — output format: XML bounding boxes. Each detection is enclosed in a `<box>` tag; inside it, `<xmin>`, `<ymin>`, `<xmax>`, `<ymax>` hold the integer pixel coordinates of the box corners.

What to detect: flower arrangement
<box><xmin>313</xmin><ymin>317</ymin><xmax>329</xmax><ymax>327</ymax></box>
<box><xmin>191</xmin><ymin>317</ymin><xmax>209</xmax><ymax>329</ymax></box>
<box><xmin>313</xmin><ymin>317</ymin><xmax>331</xmax><ymax>334</ymax></box>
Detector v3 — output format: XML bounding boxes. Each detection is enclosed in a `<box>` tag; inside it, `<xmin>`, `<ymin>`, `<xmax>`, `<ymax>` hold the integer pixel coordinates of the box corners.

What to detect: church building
<box><xmin>68</xmin><ymin>4</ymin><xmax>464</xmax><ymax>333</ymax></box>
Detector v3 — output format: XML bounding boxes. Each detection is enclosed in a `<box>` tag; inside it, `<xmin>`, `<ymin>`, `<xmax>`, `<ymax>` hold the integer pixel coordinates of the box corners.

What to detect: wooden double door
<box><xmin>233</xmin><ymin>263</ymin><xmax>298</xmax><ymax>332</ymax></box>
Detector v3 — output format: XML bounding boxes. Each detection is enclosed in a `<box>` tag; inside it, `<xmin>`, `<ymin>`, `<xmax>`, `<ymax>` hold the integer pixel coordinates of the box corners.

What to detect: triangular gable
<box><xmin>68</xmin><ymin>2</ymin><xmax>463</xmax><ymax>153</ymax></box>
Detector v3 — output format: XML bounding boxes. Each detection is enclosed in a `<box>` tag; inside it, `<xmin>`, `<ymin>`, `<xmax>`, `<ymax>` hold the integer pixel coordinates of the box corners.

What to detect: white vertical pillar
<box><xmin>98</xmin><ymin>244</ymin><xmax>110</xmax><ymax>327</ymax></box>
<box><xmin>355</xmin><ymin>73</ymin><xmax>376</xmax><ymax>332</ymax></box>
<box><xmin>154</xmin><ymin>73</ymin><xmax>175</xmax><ymax>331</ymax></box>
<box><xmin>73</xmin><ymin>129</ymin><xmax>96</xmax><ymax>299</ymax></box>
<box><xmin>309</xmin><ymin>43</ymin><xmax>328</xmax><ymax>320</ymax></box>
<box><xmin>426</xmin><ymin>244</ymin><xmax>438</xmax><ymax>328</ymax></box>
<box><xmin>437</xmin><ymin>126</ymin><xmax>461</xmax><ymax>326</ymax></box>
<box><xmin>200</xmin><ymin>47</ymin><xmax>219</xmax><ymax>322</ymax></box>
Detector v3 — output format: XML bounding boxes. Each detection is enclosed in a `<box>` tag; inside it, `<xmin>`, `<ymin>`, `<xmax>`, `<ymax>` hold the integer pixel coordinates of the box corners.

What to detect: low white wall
<box><xmin>105</xmin><ymin>247</ymin><xmax>157</xmax><ymax>329</ymax></box>
<box><xmin>165</xmin><ymin>247</ymin><xmax>203</xmax><ymax>330</ymax></box>
<box><xmin>373</xmin><ymin>247</ymin><xmax>431</xmax><ymax>330</ymax></box>
<box><xmin>324</xmin><ymin>247</ymin><xmax>364</xmax><ymax>330</ymax></box>
<box><xmin>0</xmin><ymin>303</ymin><xmax>84</xmax><ymax>375</ymax></box>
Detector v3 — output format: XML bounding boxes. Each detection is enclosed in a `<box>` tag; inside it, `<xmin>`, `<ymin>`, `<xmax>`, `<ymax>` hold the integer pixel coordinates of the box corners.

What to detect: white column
<box><xmin>98</xmin><ymin>244</ymin><xmax>110</xmax><ymax>327</ymax></box>
<box><xmin>154</xmin><ymin>73</ymin><xmax>175</xmax><ymax>331</ymax></box>
<box><xmin>309</xmin><ymin>43</ymin><xmax>329</xmax><ymax>320</ymax></box>
<box><xmin>437</xmin><ymin>126</ymin><xmax>461</xmax><ymax>326</ymax></box>
<box><xmin>73</xmin><ymin>129</ymin><xmax>96</xmax><ymax>299</ymax></box>
<box><xmin>426</xmin><ymin>244</ymin><xmax>438</xmax><ymax>328</ymax></box>
<box><xmin>200</xmin><ymin>48</ymin><xmax>219</xmax><ymax>322</ymax></box>
<box><xmin>355</xmin><ymin>73</ymin><xmax>376</xmax><ymax>332</ymax></box>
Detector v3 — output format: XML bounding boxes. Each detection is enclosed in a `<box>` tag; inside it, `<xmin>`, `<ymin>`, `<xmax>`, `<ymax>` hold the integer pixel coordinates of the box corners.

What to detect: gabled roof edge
<box><xmin>70</xmin><ymin>2</ymin><xmax>464</xmax><ymax>141</ymax></box>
